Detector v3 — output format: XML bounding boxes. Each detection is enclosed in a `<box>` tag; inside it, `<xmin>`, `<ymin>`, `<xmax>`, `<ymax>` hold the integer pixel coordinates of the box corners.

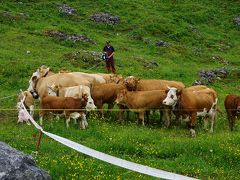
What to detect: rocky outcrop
<box><xmin>46</xmin><ymin>30</ymin><xmax>96</xmax><ymax>44</ymax></box>
<box><xmin>58</xmin><ymin>4</ymin><xmax>76</xmax><ymax>16</ymax></box>
<box><xmin>233</xmin><ymin>16</ymin><xmax>240</xmax><ymax>26</ymax></box>
<box><xmin>0</xmin><ymin>141</ymin><xmax>51</xmax><ymax>180</ymax></box>
<box><xmin>192</xmin><ymin>67</ymin><xmax>229</xmax><ymax>85</ymax></box>
<box><xmin>90</xmin><ymin>13</ymin><xmax>120</xmax><ymax>25</ymax></box>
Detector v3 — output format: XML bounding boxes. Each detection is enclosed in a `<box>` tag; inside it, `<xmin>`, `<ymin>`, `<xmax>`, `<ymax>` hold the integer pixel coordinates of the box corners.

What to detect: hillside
<box><xmin>0</xmin><ymin>0</ymin><xmax>240</xmax><ymax>179</ymax></box>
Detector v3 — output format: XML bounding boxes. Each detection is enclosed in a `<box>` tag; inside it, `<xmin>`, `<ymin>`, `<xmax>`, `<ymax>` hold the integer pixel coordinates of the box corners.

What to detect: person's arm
<box><xmin>108</xmin><ymin>46</ymin><xmax>115</xmax><ymax>58</ymax></box>
<box><xmin>108</xmin><ymin>52</ymin><xmax>114</xmax><ymax>58</ymax></box>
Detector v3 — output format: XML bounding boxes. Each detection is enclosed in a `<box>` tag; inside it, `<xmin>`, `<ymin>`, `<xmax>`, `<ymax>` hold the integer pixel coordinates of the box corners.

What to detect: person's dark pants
<box><xmin>106</xmin><ymin>58</ymin><xmax>116</xmax><ymax>73</ymax></box>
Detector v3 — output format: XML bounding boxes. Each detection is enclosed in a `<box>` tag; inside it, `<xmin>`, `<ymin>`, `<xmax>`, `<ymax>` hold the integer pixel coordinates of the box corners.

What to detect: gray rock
<box><xmin>233</xmin><ymin>16</ymin><xmax>240</xmax><ymax>26</ymax></box>
<box><xmin>156</xmin><ymin>40</ymin><xmax>169</xmax><ymax>47</ymax></box>
<box><xmin>192</xmin><ymin>67</ymin><xmax>229</xmax><ymax>85</ymax></box>
<box><xmin>0</xmin><ymin>141</ymin><xmax>51</xmax><ymax>180</ymax></box>
<box><xmin>46</xmin><ymin>30</ymin><xmax>96</xmax><ymax>44</ymax></box>
<box><xmin>90</xmin><ymin>13</ymin><xmax>120</xmax><ymax>25</ymax></box>
<box><xmin>58</xmin><ymin>4</ymin><xmax>76</xmax><ymax>15</ymax></box>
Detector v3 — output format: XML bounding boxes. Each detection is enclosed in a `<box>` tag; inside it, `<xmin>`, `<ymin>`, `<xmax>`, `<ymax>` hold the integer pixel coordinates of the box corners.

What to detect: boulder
<box><xmin>58</xmin><ymin>4</ymin><xmax>76</xmax><ymax>15</ymax></box>
<box><xmin>90</xmin><ymin>13</ymin><xmax>120</xmax><ymax>25</ymax></box>
<box><xmin>0</xmin><ymin>141</ymin><xmax>51</xmax><ymax>180</ymax></box>
<box><xmin>233</xmin><ymin>16</ymin><xmax>240</xmax><ymax>26</ymax></box>
<box><xmin>156</xmin><ymin>40</ymin><xmax>169</xmax><ymax>47</ymax></box>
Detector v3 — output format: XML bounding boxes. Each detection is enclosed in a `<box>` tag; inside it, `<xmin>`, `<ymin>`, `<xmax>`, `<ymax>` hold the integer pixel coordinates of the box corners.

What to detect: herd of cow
<box><xmin>17</xmin><ymin>65</ymin><xmax>240</xmax><ymax>137</ymax></box>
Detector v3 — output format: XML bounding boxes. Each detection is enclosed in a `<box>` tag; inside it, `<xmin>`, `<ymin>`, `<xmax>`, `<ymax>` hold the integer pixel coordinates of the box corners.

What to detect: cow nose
<box><xmin>163</xmin><ymin>100</ymin><xmax>166</xmax><ymax>105</ymax></box>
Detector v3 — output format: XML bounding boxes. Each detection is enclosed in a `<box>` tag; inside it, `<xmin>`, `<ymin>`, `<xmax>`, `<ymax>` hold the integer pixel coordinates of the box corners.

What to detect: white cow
<box><xmin>47</xmin><ymin>83</ymin><xmax>96</xmax><ymax>111</ymax></box>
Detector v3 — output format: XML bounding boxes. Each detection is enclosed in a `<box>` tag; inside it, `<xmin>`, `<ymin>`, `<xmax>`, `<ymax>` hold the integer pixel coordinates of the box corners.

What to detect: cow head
<box><xmin>162</xmin><ymin>87</ymin><xmax>181</xmax><ymax>106</ymax></box>
<box><xmin>235</xmin><ymin>97</ymin><xmax>240</xmax><ymax>114</ymax></box>
<box><xmin>115</xmin><ymin>89</ymin><xmax>127</xmax><ymax>105</ymax></box>
<box><xmin>110</xmin><ymin>74</ymin><xmax>123</xmax><ymax>84</ymax></box>
<box><xmin>47</xmin><ymin>82</ymin><xmax>59</xmax><ymax>96</ymax></box>
<box><xmin>81</xmin><ymin>92</ymin><xmax>96</xmax><ymax>111</ymax></box>
<box><xmin>27</xmin><ymin>65</ymin><xmax>50</xmax><ymax>93</ymax></box>
<box><xmin>123</xmin><ymin>76</ymin><xmax>140</xmax><ymax>91</ymax></box>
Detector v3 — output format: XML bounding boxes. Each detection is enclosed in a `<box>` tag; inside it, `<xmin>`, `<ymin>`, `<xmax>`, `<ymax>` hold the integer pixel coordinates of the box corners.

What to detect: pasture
<box><xmin>0</xmin><ymin>0</ymin><xmax>240</xmax><ymax>179</ymax></box>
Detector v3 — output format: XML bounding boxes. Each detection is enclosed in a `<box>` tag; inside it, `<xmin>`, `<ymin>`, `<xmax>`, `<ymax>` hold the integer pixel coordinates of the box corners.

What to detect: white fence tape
<box><xmin>20</xmin><ymin>100</ymin><xmax>197</xmax><ymax>180</ymax></box>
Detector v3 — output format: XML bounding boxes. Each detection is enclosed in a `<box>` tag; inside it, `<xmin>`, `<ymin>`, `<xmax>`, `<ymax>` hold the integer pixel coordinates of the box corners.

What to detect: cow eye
<box><xmin>170</xmin><ymin>95</ymin><xmax>174</xmax><ymax>99</ymax></box>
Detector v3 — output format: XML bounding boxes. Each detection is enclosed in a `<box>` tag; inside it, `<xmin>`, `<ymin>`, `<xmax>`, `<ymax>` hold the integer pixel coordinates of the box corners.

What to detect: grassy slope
<box><xmin>0</xmin><ymin>0</ymin><xmax>240</xmax><ymax>179</ymax></box>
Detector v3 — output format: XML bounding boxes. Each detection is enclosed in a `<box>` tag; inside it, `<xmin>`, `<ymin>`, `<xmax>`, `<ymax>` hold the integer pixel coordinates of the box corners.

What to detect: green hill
<box><xmin>0</xmin><ymin>0</ymin><xmax>240</xmax><ymax>179</ymax></box>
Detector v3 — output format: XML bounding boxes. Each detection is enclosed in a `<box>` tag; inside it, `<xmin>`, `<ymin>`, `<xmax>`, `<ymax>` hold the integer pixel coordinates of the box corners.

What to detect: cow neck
<box><xmin>56</xmin><ymin>89</ymin><xmax>59</xmax><ymax>96</ymax></box>
<box><xmin>33</xmin><ymin>77</ymin><xmax>40</xmax><ymax>92</ymax></box>
<box><xmin>43</xmin><ymin>71</ymin><xmax>49</xmax><ymax>77</ymax></box>
<box><xmin>174</xmin><ymin>94</ymin><xmax>182</xmax><ymax>110</ymax></box>
<box><xmin>124</xmin><ymin>91</ymin><xmax>134</xmax><ymax>108</ymax></box>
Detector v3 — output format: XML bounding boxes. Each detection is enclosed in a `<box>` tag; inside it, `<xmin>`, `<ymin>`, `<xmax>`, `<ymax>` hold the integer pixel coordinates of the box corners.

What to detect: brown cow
<box><xmin>123</xmin><ymin>76</ymin><xmax>185</xmax><ymax>124</ymax></box>
<box><xmin>91</xmin><ymin>83</ymin><xmax>126</xmax><ymax>118</ymax></box>
<box><xmin>163</xmin><ymin>86</ymin><xmax>218</xmax><ymax>137</ymax></box>
<box><xmin>115</xmin><ymin>89</ymin><xmax>169</xmax><ymax>126</ymax></box>
<box><xmin>39</xmin><ymin>94</ymin><xmax>88</xmax><ymax>129</ymax></box>
<box><xmin>224</xmin><ymin>94</ymin><xmax>240</xmax><ymax>131</ymax></box>
<box><xmin>123</xmin><ymin>76</ymin><xmax>185</xmax><ymax>91</ymax></box>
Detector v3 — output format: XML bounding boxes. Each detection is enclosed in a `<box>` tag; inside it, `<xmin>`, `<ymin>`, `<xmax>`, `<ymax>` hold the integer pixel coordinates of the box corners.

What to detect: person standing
<box><xmin>103</xmin><ymin>41</ymin><xmax>116</xmax><ymax>73</ymax></box>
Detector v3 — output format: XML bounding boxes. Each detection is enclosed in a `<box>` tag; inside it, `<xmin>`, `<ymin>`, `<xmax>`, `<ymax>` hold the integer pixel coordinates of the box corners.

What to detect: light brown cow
<box><xmin>123</xmin><ymin>76</ymin><xmax>185</xmax><ymax>91</ymax></box>
<box><xmin>224</xmin><ymin>94</ymin><xmax>240</xmax><ymax>131</ymax></box>
<box><xmin>163</xmin><ymin>86</ymin><xmax>218</xmax><ymax>137</ymax></box>
<box><xmin>115</xmin><ymin>89</ymin><xmax>168</xmax><ymax>126</ymax></box>
<box><xmin>91</xmin><ymin>83</ymin><xmax>126</xmax><ymax>118</ymax></box>
<box><xmin>17</xmin><ymin>91</ymin><xmax>34</xmax><ymax>116</ymax></box>
<box><xmin>28</xmin><ymin>72</ymin><xmax>92</xmax><ymax>98</ymax></box>
<box><xmin>39</xmin><ymin>94</ymin><xmax>88</xmax><ymax>129</ymax></box>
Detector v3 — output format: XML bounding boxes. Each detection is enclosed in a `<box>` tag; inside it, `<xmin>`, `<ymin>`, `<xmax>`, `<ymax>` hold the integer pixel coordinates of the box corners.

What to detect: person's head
<box><xmin>106</xmin><ymin>41</ymin><xmax>111</xmax><ymax>45</ymax></box>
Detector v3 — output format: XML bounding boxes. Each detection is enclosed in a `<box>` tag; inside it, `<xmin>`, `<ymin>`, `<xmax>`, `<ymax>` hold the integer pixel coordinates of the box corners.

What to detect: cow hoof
<box><xmin>190</xmin><ymin>129</ymin><xmax>196</xmax><ymax>137</ymax></box>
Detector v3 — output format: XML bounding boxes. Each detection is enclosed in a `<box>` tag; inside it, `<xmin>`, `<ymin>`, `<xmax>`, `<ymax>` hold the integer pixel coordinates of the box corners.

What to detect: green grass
<box><xmin>0</xmin><ymin>0</ymin><xmax>240</xmax><ymax>179</ymax></box>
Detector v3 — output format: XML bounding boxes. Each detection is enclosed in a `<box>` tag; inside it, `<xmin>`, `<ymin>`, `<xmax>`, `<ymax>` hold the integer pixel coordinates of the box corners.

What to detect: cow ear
<box><xmin>176</xmin><ymin>90</ymin><xmax>182</xmax><ymax>96</ymax></box>
<box><xmin>32</xmin><ymin>76</ymin><xmax>38</xmax><ymax>82</ymax></box>
<box><xmin>24</xmin><ymin>91</ymin><xmax>28</xmax><ymax>97</ymax></box>
<box><xmin>83</xmin><ymin>93</ymin><xmax>88</xmax><ymax>101</ymax></box>
<box><xmin>123</xmin><ymin>89</ymin><xmax>127</xmax><ymax>95</ymax></box>
<box><xmin>165</xmin><ymin>89</ymin><xmax>169</xmax><ymax>94</ymax></box>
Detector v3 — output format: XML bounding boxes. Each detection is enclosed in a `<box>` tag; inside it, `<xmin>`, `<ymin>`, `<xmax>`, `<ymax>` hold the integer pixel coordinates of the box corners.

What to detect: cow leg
<box><xmin>138</xmin><ymin>111</ymin><xmax>145</xmax><ymax>126</ymax></box>
<box><xmin>189</xmin><ymin>112</ymin><xmax>197</xmax><ymax>137</ymax></box>
<box><xmin>116</xmin><ymin>104</ymin><xmax>125</xmax><ymax>123</ymax></box>
<box><xmin>29</xmin><ymin>105</ymin><xmax>34</xmax><ymax>117</ymax></box>
<box><xmin>39</xmin><ymin>116</ymin><xmax>43</xmax><ymax>125</ymax></box>
<box><xmin>162</xmin><ymin>107</ymin><xmax>170</xmax><ymax>128</ymax></box>
<box><xmin>39</xmin><ymin>110</ymin><xmax>45</xmax><ymax>125</ymax></box>
<box><xmin>227</xmin><ymin>111</ymin><xmax>234</xmax><ymax>131</ymax></box>
<box><xmin>78</xmin><ymin>114</ymin><xmax>87</xmax><ymax>129</ymax></box>
<box><xmin>203</xmin><ymin>117</ymin><xmax>209</xmax><ymax>131</ymax></box>
<box><xmin>64</xmin><ymin>111</ymin><xmax>71</xmax><ymax>128</ymax></box>
<box><xmin>79</xmin><ymin>118</ymin><xmax>84</xmax><ymax>129</ymax></box>
<box><xmin>209</xmin><ymin>110</ymin><xmax>217</xmax><ymax>133</ymax></box>
<box><xmin>145</xmin><ymin>110</ymin><xmax>150</xmax><ymax>125</ymax></box>
<box><xmin>108</xmin><ymin>103</ymin><xmax>114</xmax><ymax>113</ymax></box>
<box><xmin>82</xmin><ymin>113</ymin><xmax>88</xmax><ymax>128</ymax></box>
